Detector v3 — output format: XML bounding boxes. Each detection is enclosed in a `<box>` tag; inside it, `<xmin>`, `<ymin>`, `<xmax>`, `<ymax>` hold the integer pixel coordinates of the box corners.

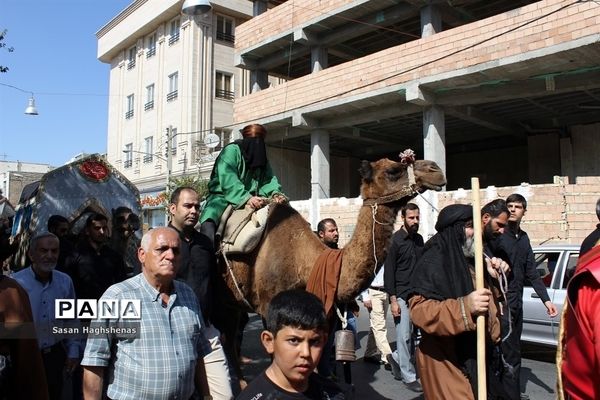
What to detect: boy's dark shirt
<box><xmin>236</xmin><ymin>371</ymin><xmax>346</xmax><ymax>400</ymax></box>
<box><xmin>383</xmin><ymin>228</ymin><xmax>424</xmax><ymax>301</ymax></box>
<box><xmin>169</xmin><ymin>224</ymin><xmax>214</xmax><ymax>322</ymax></box>
<box><xmin>490</xmin><ymin>227</ymin><xmax>550</xmax><ymax>307</ymax></box>
<box><xmin>60</xmin><ymin>240</ymin><xmax>127</xmax><ymax>300</ymax></box>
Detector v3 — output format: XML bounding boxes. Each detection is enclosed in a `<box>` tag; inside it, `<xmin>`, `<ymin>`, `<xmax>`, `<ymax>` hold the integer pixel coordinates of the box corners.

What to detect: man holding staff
<box><xmin>408</xmin><ymin>201</ymin><xmax>510</xmax><ymax>399</ymax></box>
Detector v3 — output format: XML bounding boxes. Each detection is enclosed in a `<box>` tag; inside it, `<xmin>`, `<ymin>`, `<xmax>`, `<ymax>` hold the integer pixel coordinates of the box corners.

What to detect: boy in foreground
<box><xmin>236</xmin><ymin>289</ymin><xmax>346</xmax><ymax>399</ymax></box>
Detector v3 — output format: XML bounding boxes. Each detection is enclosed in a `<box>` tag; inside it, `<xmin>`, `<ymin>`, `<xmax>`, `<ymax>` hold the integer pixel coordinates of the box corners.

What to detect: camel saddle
<box><xmin>217</xmin><ymin>204</ymin><xmax>270</xmax><ymax>255</ymax></box>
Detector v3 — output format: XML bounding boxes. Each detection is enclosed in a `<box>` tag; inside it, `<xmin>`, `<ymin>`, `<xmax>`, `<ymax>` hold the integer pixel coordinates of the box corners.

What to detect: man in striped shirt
<box><xmin>81</xmin><ymin>227</ymin><xmax>211</xmax><ymax>400</ymax></box>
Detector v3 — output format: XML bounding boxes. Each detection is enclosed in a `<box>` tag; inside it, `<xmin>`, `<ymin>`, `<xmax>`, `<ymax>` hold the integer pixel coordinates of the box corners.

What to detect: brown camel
<box><xmin>216</xmin><ymin>155</ymin><xmax>446</xmax><ymax>316</ymax></box>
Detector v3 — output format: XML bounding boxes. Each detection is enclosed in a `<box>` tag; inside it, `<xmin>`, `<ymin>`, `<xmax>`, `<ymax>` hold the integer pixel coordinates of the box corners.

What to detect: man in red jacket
<box><xmin>560</xmin><ymin>245</ymin><xmax>600</xmax><ymax>400</ymax></box>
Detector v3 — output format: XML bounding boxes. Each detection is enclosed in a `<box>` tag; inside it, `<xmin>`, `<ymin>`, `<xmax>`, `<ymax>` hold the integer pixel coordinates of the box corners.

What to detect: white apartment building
<box><xmin>97</xmin><ymin>0</ymin><xmax>252</xmax><ymax>227</ymax></box>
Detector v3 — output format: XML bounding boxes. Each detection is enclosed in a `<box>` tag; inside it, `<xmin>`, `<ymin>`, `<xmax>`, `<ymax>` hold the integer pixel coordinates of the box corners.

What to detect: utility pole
<box><xmin>165</xmin><ymin>125</ymin><xmax>173</xmax><ymax>225</ymax></box>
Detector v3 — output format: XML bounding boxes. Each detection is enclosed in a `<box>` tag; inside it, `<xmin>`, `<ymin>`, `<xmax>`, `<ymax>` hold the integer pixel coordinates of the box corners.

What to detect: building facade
<box><xmin>0</xmin><ymin>161</ymin><xmax>53</xmax><ymax>206</ymax></box>
<box><xmin>97</xmin><ymin>0</ymin><xmax>253</xmax><ymax>227</ymax></box>
<box><xmin>234</xmin><ymin>0</ymin><xmax>600</xmax><ymax>227</ymax></box>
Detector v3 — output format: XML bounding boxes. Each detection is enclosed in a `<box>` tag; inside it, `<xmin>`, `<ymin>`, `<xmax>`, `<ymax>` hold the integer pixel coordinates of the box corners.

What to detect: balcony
<box><xmin>127</xmin><ymin>60</ymin><xmax>135</xmax><ymax>70</ymax></box>
<box><xmin>143</xmin><ymin>155</ymin><xmax>153</xmax><ymax>163</ymax></box>
<box><xmin>144</xmin><ymin>100</ymin><xmax>154</xmax><ymax>111</ymax></box>
<box><xmin>168</xmin><ymin>32</ymin><xmax>180</xmax><ymax>46</ymax></box>
<box><xmin>216</xmin><ymin>89</ymin><xmax>234</xmax><ymax>100</ymax></box>
<box><xmin>124</xmin><ymin>159</ymin><xmax>132</xmax><ymax>168</ymax></box>
<box><xmin>125</xmin><ymin>110</ymin><xmax>134</xmax><ymax>119</ymax></box>
<box><xmin>146</xmin><ymin>47</ymin><xmax>156</xmax><ymax>59</ymax></box>
<box><xmin>217</xmin><ymin>31</ymin><xmax>235</xmax><ymax>44</ymax></box>
<box><xmin>166</xmin><ymin>90</ymin><xmax>178</xmax><ymax>102</ymax></box>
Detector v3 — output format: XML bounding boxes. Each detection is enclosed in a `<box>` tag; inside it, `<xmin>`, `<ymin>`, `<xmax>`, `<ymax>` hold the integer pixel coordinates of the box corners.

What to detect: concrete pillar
<box><xmin>311</xmin><ymin>46</ymin><xmax>328</xmax><ymax>73</ymax></box>
<box><xmin>310</xmin><ymin>130</ymin><xmax>330</xmax><ymax>228</ymax></box>
<box><xmin>421</xmin><ymin>4</ymin><xmax>442</xmax><ymax>37</ymax></box>
<box><xmin>250</xmin><ymin>70</ymin><xmax>268</xmax><ymax>93</ymax></box>
<box><xmin>422</xmin><ymin>106</ymin><xmax>446</xmax><ymax>235</ymax></box>
<box><xmin>253</xmin><ymin>0</ymin><xmax>268</xmax><ymax>16</ymax></box>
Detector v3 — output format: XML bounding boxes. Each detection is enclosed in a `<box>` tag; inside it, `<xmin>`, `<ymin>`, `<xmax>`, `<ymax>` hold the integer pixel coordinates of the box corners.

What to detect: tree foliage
<box><xmin>165</xmin><ymin>175</ymin><xmax>209</xmax><ymax>205</ymax></box>
<box><xmin>0</xmin><ymin>29</ymin><xmax>15</xmax><ymax>73</ymax></box>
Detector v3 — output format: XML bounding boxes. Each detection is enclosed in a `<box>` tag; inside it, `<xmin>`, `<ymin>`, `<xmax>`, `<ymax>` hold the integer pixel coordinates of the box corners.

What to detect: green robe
<box><xmin>200</xmin><ymin>143</ymin><xmax>283</xmax><ymax>224</ymax></box>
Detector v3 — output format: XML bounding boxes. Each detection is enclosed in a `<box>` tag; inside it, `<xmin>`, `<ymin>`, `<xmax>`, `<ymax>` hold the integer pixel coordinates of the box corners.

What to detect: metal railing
<box><xmin>124</xmin><ymin>159</ymin><xmax>133</xmax><ymax>168</ymax></box>
<box><xmin>146</xmin><ymin>47</ymin><xmax>156</xmax><ymax>58</ymax></box>
<box><xmin>144</xmin><ymin>100</ymin><xmax>154</xmax><ymax>111</ymax></box>
<box><xmin>168</xmin><ymin>33</ymin><xmax>180</xmax><ymax>46</ymax></box>
<box><xmin>215</xmin><ymin>89</ymin><xmax>234</xmax><ymax>100</ymax></box>
<box><xmin>127</xmin><ymin>60</ymin><xmax>135</xmax><ymax>70</ymax></box>
<box><xmin>216</xmin><ymin>31</ymin><xmax>235</xmax><ymax>44</ymax></box>
<box><xmin>143</xmin><ymin>155</ymin><xmax>153</xmax><ymax>163</ymax></box>
<box><xmin>125</xmin><ymin>110</ymin><xmax>134</xmax><ymax>119</ymax></box>
<box><xmin>166</xmin><ymin>90</ymin><xmax>178</xmax><ymax>102</ymax></box>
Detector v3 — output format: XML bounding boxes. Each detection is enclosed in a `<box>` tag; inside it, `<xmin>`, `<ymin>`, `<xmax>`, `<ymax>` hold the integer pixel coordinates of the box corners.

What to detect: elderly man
<box><xmin>12</xmin><ymin>233</ymin><xmax>80</xmax><ymax>400</ymax></box>
<box><xmin>408</xmin><ymin>202</ymin><xmax>510</xmax><ymax>400</ymax></box>
<box><xmin>81</xmin><ymin>227</ymin><xmax>211</xmax><ymax>400</ymax></box>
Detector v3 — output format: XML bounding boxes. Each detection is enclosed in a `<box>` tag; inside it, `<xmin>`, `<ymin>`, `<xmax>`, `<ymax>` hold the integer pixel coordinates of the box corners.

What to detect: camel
<box><xmin>214</xmin><ymin>154</ymin><xmax>446</xmax><ymax>316</ymax></box>
<box><xmin>209</xmin><ymin>153</ymin><xmax>445</xmax><ymax>382</ymax></box>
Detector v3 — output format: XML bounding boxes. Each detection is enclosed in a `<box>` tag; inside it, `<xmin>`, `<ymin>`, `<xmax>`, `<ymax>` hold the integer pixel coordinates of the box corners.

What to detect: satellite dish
<box><xmin>204</xmin><ymin>133</ymin><xmax>221</xmax><ymax>148</ymax></box>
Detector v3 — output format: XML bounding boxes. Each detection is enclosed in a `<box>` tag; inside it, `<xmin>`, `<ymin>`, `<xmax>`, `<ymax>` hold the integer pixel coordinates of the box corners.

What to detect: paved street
<box><xmin>240</xmin><ymin>304</ymin><xmax>558</xmax><ymax>399</ymax></box>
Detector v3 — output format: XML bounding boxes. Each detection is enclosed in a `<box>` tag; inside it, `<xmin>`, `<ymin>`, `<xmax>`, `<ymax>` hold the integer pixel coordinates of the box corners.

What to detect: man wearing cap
<box><xmin>408</xmin><ymin>202</ymin><xmax>510</xmax><ymax>400</ymax></box>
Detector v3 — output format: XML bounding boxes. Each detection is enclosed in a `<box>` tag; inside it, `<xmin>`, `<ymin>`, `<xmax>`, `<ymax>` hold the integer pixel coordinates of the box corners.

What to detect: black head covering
<box><xmin>409</xmin><ymin>204</ymin><xmax>474</xmax><ymax>301</ymax></box>
<box><xmin>238</xmin><ymin>137</ymin><xmax>267</xmax><ymax>169</ymax></box>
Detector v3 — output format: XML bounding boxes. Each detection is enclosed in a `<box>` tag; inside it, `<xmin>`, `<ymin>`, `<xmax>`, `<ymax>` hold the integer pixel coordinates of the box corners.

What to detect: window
<box><xmin>169</xmin><ymin>128</ymin><xmax>178</xmax><ymax>156</ymax></box>
<box><xmin>213</xmin><ymin>128</ymin><xmax>232</xmax><ymax>152</ymax></box>
<box><xmin>124</xmin><ymin>143</ymin><xmax>133</xmax><ymax>168</ymax></box>
<box><xmin>145</xmin><ymin>84</ymin><xmax>155</xmax><ymax>111</ymax></box>
<box><xmin>215</xmin><ymin>72</ymin><xmax>234</xmax><ymax>100</ymax></box>
<box><xmin>127</xmin><ymin>46</ymin><xmax>136</xmax><ymax>69</ymax></box>
<box><xmin>527</xmin><ymin>252</ymin><xmax>561</xmax><ymax>288</ymax></box>
<box><xmin>169</xmin><ymin>19</ymin><xmax>180</xmax><ymax>45</ymax></box>
<box><xmin>167</xmin><ymin>72</ymin><xmax>178</xmax><ymax>101</ymax></box>
<box><xmin>146</xmin><ymin>33</ymin><xmax>156</xmax><ymax>58</ymax></box>
<box><xmin>125</xmin><ymin>94</ymin><xmax>134</xmax><ymax>119</ymax></box>
<box><xmin>562</xmin><ymin>252</ymin><xmax>579</xmax><ymax>289</ymax></box>
<box><xmin>144</xmin><ymin>137</ymin><xmax>153</xmax><ymax>163</ymax></box>
<box><xmin>216</xmin><ymin>15</ymin><xmax>235</xmax><ymax>43</ymax></box>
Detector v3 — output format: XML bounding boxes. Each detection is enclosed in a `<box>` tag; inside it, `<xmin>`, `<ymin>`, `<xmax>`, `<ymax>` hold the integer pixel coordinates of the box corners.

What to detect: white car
<box><xmin>521</xmin><ymin>244</ymin><xmax>579</xmax><ymax>347</ymax></box>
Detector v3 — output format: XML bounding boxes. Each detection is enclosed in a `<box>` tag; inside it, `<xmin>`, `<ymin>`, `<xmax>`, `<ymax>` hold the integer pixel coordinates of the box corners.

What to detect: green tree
<box><xmin>165</xmin><ymin>175</ymin><xmax>209</xmax><ymax>206</ymax></box>
<box><xmin>0</xmin><ymin>29</ymin><xmax>15</xmax><ymax>73</ymax></box>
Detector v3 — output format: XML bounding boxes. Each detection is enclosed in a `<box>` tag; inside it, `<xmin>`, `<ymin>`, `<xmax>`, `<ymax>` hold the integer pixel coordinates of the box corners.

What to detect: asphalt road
<box><xmin>240</xmin><ymin>304</ymin><xmax>559</xmax><ymax>399</ymax></box>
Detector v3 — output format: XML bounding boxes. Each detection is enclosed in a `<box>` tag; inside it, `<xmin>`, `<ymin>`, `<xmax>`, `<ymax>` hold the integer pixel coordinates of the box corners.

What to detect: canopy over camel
<box><xmin>216</xmin><ymin>152</ymin><xmax>446</xmax><ymax>316</ymax></box>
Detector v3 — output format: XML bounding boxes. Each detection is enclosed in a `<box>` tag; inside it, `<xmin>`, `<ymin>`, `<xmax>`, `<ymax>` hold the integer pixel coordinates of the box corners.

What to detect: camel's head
<box><xmin>358</xmin><ymin>152</ymin><xmax>446</xmax><ymax>203</ymax></box>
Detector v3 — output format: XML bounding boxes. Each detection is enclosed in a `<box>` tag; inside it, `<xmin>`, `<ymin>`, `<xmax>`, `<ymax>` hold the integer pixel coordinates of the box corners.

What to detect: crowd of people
<box><xmin>1</xmin><ymin>124</ymin><xmax>599</xmax><ymax>399</ymax></box>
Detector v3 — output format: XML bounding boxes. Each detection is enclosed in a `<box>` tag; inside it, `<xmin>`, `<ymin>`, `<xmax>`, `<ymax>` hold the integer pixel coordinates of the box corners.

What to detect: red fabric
<box><xmin>561</xmin><ymin>246</ymin><xmax>600</xmax><ymax>400</ymax></box>
<box><xmin>305</xmin><ymin>248</ymin><xmax>343</xmax><ymax>318</ymax></box>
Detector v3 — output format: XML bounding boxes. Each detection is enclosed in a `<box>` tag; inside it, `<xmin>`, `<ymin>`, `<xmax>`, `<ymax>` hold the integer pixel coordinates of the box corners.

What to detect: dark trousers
<box><xmin>500</xmin><ymin>304</ymin><xmax>524</xmax><ymax>400</ymax></box>
<box><xmin>41</xmin><ymin>343</ymin><xmax>66</xmax><ymax>400</ymax></box>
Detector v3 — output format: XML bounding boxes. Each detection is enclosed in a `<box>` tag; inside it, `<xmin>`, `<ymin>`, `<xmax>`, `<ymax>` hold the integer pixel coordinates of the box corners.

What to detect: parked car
<box><xmin>521</xmin><ymin>244</ymin><xmax>579</xmax><ymax>347</ymax></box>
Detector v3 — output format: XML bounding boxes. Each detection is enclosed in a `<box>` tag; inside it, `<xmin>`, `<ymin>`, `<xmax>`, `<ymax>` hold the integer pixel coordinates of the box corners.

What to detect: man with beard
<box><xmin>109</xmin><ymin>207</ymin><xmax>141</xmax><ymax>277</ymax></box>
<box><xmin>383</xmin><ymin>203</ymin><xmax>423</xmax><ymax>391</ymax></box>
<box><xmin>63</xmin><ymin>213</ymin><xmax>127</xmax><ymax>301</ymax></box>
<box><xmin>169</xmin><ymin>186</ymin><xmax>233</xmax><ymax>398</ymax></box>
<box><xmin>408</xmin><ymin>202</ymin><xmax>510</xmax><ymax>400</ymax></box>
<box><xmin>316</xmin><ymin>218</ymin><xmax>358</xmax><ymax>383</ymax></box>
<box><xmin>490</xmin><ymin>194</ymin><xmax>557</xmax><ymax>400</ymax></box>
<box><xmin>198</xmin><ymin>123</ymin><xmax>287</xmax><ymax>249</ymax></box>
<box><xmin>13</xmin><ymin>233</ymin><xmax>80</xmax><ymax>400</ymax></box>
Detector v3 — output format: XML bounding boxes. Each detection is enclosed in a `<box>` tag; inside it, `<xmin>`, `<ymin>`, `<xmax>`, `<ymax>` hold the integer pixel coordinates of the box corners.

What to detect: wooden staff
<box><xmin>471</xmin><ymin>177</ymin><xmax>486</xmax><ymax>400</ymax></box>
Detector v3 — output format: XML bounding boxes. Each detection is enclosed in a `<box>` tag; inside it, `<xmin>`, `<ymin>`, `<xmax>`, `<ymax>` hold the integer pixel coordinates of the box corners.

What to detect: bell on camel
<box><xmin>335</xmin><ymin>329</ymin><xmax>356</xmax><ymax>362</ymax></box>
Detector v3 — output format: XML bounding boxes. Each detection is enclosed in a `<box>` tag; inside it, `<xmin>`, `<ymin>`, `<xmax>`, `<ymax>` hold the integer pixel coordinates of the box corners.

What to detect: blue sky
<box><xmin>0</xmin><ymin>0</ymin><xmax>132</xmax><ymax>167</ymax></box>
